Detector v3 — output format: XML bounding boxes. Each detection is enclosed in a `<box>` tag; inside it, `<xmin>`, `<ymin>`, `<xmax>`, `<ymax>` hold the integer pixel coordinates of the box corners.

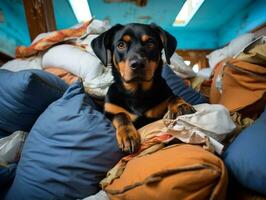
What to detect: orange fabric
<box><xmin>44</xmin><ymin>67</ymin><xmax>79</xmax><ymax>85</ymax></box>
<box><xmin>104</xmin><ymin>144</ymin><xmax>227</xmax><ymax>200</ymax></box>
<box><xmin>16</xmin><ymin>20</ymin><xmax>92</xmax><ymax>58</ymax></box>
<box><xmin>210</xmin><ymin>59</ymin><xmax>266</xmax><ymax>113</ymax></box>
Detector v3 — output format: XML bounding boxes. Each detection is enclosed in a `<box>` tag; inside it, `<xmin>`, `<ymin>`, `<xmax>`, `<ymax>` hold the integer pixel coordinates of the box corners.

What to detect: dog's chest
<box><xmin>126</xmin><ymin>97</ymin><xmax>157</xmax><ymax>116</ymax></box>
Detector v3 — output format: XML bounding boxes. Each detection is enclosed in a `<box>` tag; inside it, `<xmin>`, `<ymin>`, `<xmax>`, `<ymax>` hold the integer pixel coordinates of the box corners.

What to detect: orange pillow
<box><xmin>44</xmin><ymin>67</ymin><xmax>79</xmax><ymax>85</ymax></box>
<box><xmin>104</xmin><ymin>144</ymin><xmax>227</xmax><ymax>200</ymax></box>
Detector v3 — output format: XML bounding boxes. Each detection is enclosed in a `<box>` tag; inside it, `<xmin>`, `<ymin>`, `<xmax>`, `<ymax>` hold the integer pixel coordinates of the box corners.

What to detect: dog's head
<box><xmin>91</xmin><ymin>23</ymin><xmax>177</xmax><ymax>86</ymax></box>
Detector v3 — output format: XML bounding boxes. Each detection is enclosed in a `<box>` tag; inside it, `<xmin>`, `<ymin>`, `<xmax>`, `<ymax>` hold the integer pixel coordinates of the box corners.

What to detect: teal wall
<box><xmin>0</xmin><ymin>0</ymin><xmax>78</xmax><ymax>57</ymax></box>
<box><xmin>218</xmin><ymin>0</ymin><xmax>266</xmax><ymax>46</ymax></box>
<box><xmin>0</xmin><ymin>0</ymin><xmax>265</xmax><ymax>56</ymax></box>
<box><xmin>0</xmin><ymin>0</ymin><xmax>29</xmax><ymax>56</ymax></box>
<box><xmin>89</xmin><ymin>0</ymin><xmax>266</xmax><ymax>50</ymax></box>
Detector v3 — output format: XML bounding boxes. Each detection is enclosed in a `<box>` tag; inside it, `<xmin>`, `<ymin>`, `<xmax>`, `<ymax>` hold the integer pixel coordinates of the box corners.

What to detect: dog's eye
<box><xmin>117</xmin><ymin>41</ymin><xmax>127</xmax><ymax>50</ymax></box>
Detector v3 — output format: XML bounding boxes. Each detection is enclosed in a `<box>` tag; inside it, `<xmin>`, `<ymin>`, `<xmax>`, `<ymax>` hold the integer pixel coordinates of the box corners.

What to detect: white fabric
<box><xmin>42</xmin><ymin>44</ymin><xmax>103</xmax><ymax>81</ymax></box>
<box><xmin>197</xmin><ymin>68</ymin><xmax>212</xmax><ymax>79</ymax></box>
<box><xmin>163</xmin><ymin>52</ymin><xmax>196</xmax><ymax>78</ymax></box>
<box><xmin>85</xmin><ymin>19</ymin><xmax>110</xmax><ymax>35</ymax></box>
<box><xmin>83</xmin><ymin>67</ymin><xmax>113</xmax><ymax>97</ymax></box>
<box><xmin>179</xmin><ymin>104</ymin><xmax>236</xmax><ymax>137</ymax></box>
<box><xmin>0</xmin><ymin>131</ymin><xmax>28</xmax><ymax>165</ymax></box>
<box><xmin>81</xmin><ymin>190</ymin><xmax>109</xmax><ymax>200</ymax></box>
<box><xmin>207</xmin><ymin>33</ymin><xmax>255</xmax><ymax>69</ymax></box>
<box><xmin>227</xmin><ymin>33</ymin><xmax>255</xmax><ymax>56</ymax></box>
<box><xmin>78</xmin><ymin>19</ymin><xmax>110</xmax><ymax>54</ymax></box>
<box><xmin>206</xmin><ymin>48</ymin><xmax>228</xmax><ymax>70</ymax></box>
<box><xmin>170</xmin><ymin>104</ymin><xmax>236</xmax><ymax>154</ymax></box>
<box><xmin>1</xmin><ymin>56</ymin><xmax>42</xmax><ymax>71</ymax></box>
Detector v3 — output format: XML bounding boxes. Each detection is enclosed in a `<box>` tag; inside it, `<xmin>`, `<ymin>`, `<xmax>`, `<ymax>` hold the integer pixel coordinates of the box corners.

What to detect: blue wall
<box><xmin>0</xmin><ymin>0</ymin><xmax>265</xmax><ymax>56</ymax></box>
<box><xmin>0</xmin><ymin>0</ymin><xmax>78</xmax><ymax>57</ymax></box>
<box><xmin>0</xmin><ymin>0</ymin><xmax>29</xmax><ymax>56</ymax></box>
<box><xmin>89</xmin><ymin>0</ymin><xmax>265</xmax><ymax>50</ymax></box>
<box><xmin>218</xmin><ymin>0</ymin><xmax>266</xmax><ymax>46</ymax></box>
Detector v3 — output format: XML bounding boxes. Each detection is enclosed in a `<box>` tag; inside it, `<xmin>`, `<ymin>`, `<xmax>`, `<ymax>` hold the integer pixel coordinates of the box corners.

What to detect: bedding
<box><xmin>42</xmin><ymin>44</ymin><xmax>104</xmax><ymax>81</ymax></box>
<box><xmin>103</xmin><ymin>144</ymin><xmax>227</xmax><ymax>200</ymax></box>
<box><xmin>161</xmin><ymin>65</ymin><xmax>208</xmax><ymax>105</ymax></box>
<box><xmin>5</xmin><ymin>81</ymin><xmax>123</xmax><ymax>200</ymax></box>
<box><xmin>210</xmin><ymin>59</ymin><xmax>266</xmax><ymax>115</ymax></box>
<box><xmin>44</xmin><ymin>67</ymin><xmax>79</xmax><ymax>85</ymax></box>
<box><xmin>0</xmin><ymin>131</ymin><xmax>28</xmax><ymax>165</ymax></box>
<box><xmin>163</xmin><ymin>52</ymin><xmax>196</xmax><ymax>78</ymax></box>
<box><xmin>1</xmin><ymin>56</ymin><xmax>42</xmax><ymax>71</ymax></box>
<box><xmin>207</xmin><ymin>33</ymin><xmax>255</xmax><ymax>69</ymax></box>
<box><xmin>15</xmin><ymin>20</ymin><xmax>93</xmax><ymax>58</ymax></box>
<box><xmin>0</xmin><ymin>69</ymin><xmax>68</xmax><ymax>137</ymax></box>
<box><xmin>164</xmin><ymin>103</ymin><xmax>236</xmax><ymax>154</ymax></box>
<box><xmin>223</xmin><ymin>107</ymin><xmax>266</xmax><ymax>195</ymax></box>
<box><xmin>0</xmin><ymin>163</ymin><xmax>17</xmax><ymax>198</ymax></box>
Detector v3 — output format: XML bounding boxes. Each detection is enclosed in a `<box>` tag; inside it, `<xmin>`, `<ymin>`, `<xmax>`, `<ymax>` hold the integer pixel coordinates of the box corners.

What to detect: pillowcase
<box><xmin>223</xmin><ymin>107</ymin><xmax>266</xmax><ymax>195</ymax></box>
<box><xmin>104</xmin><ymin>144</ymin><xmax>227</xmax><ymax>200</ymax></box>
<box><xmin>0</xmin><ymin>69</ymin><xmax>68</xmax><ymax>137</ymax></box>
<box><xmin>42</xmin><ymin>44</ymin><xmax>104</xmax><ymax>81</ymax></box>
<box><xmin>161</xmin><ymin>65</ymin><xmax>208</xmax><ymax>105</ymax></box>
<box><xmin>6</xmin><ymin>81</ymin><xmax>123</xmax><ymax>200</ymax></box>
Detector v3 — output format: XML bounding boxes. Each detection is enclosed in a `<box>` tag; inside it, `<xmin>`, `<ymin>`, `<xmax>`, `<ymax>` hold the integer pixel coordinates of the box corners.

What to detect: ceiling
<box><xmin>88</xmin><ymin>0</ymin><xmax>253</xmax><ymax>31</ymax></box>
<box><xmin>0</xmin><ymin>0</ymin><xmax>265</xmax><ymax>56</ymax></box>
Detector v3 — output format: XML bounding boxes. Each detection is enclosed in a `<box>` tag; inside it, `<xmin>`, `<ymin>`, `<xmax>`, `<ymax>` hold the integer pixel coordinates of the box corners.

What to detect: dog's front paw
<box><xmin>167</xmin><ymin>97</ymin><xmax>196</xmax><ymax>119</ymax></box>
<box><xmin>116</xmin><ymin>124</ymin><xmax>141</xmax><ymax>154</ymax></box>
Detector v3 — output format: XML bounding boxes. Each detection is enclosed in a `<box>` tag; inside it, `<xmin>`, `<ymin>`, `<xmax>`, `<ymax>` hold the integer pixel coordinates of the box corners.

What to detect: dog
<box><xmin>91</xmin><ymin>23</ymin><xmax>195</xmax><ymax>153</ymax></box>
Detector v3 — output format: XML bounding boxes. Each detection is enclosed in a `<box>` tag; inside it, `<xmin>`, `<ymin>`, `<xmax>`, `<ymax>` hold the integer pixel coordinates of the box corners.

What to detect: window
<box><xmin>173</xmin><ymin>0</ymin><xmax>205</xmax><ymax>27</ymax></box>
<box><xmin>69</xmin><ymin>0</ymin><xmax>92</xmax><ymax>22</ymax></box>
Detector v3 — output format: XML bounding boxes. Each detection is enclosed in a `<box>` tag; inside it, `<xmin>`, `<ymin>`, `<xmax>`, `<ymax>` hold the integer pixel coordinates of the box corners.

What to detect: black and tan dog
<box><xmin>91</xmin><ymin>23</ymin><xmax>195</xmax><ymax>153</ymax></box>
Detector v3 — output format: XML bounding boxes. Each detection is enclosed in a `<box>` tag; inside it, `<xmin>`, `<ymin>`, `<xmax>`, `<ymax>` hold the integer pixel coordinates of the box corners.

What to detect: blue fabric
<box><xmin>0</xmin><ymin>164</ymin><xmax>17</xmax><ymax>187</ymax></box>
<box><xmin>0</xmin><ymin>69</ymin><xmax>68</xmax><ymax>137</ymax></box>
<box><xmin>161</xmin><ymin>65</ymin><xmax>208</xmax><ymax>105</ymax></box>
<box><xmin>6</xmin><ymin>81</ymin><xmax>123</xmax><ymax>200</ymax></box>
<box><xmin>0</xmin><ymin>164</ymin><xmax>17</xmax><ymax>199</ymax></box>
<box><xmin>223</xmin><ymin>107</ymin><xmax>266</xmax><ymax>195</ymax></box>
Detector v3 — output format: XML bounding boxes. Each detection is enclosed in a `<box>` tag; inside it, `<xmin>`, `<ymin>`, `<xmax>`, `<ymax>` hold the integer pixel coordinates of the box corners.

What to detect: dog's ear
<box><xmin>91</xmin><ymin>24</ymin><xmax>123</xmax><ymax>66</ymax></box>
<box><xmin>150</xmin><ymin>23</ymin><xmax>177</xmax><ymax>64</ymax></box>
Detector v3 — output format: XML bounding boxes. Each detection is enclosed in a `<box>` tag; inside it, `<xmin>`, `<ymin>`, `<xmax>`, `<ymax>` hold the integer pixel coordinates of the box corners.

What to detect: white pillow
<box><xmin>42</xmin><ymin>44</ymin><xmax>104</xmax><ymax>81</ymax></box>
<box><xmin>162</xmin><ymin>52</ymin><xmax>196</xmax><ymax>78</ymax></box>
<box><xmin>197</xmin><ymin>68</ymin><xmax>212</xmax><ymax>79</ymax></box>
<box><xmin>207</xmin><ymin>33</ymin><xmax>255</xmax><ymax>69</ymax></box>
<box><xmin>227</xmin><ymin>33</ymin><xmax>255</xmax><ymax>56</ymax></box>
<box><xmin>1</xmin><ymin>56</ymin><xmax>42</xmax><ymax>71</ymax></box>
<box><xmin>206</xmin><ymin>48</ymin><xmax>227</xmax><ymax>70</ymax></box>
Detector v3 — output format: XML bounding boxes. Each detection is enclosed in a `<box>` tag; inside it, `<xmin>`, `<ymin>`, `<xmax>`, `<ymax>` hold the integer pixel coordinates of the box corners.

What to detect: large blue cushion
<box><xmin>0</xmin><ymin>69</ymin><xmax>68</xmax><ymax>137</ymax></box>
<box><xmin>161</xmin><ymin>65</ymin><xmax>208</xmax><ymax>105</ymax></box>
<box><xmin>223</xmin><ymin>107</ymin><xmax>266</xmax><ymax>195</ymax></box>
<box><xmin>6</xmin><ymin>81</ymin><xmax>123</xmax><ymax>200</ymax></box>
<box><xmin>0</xmin><ymin>164</ymin><xmax>17</xmax><ymax>199</ymax></box>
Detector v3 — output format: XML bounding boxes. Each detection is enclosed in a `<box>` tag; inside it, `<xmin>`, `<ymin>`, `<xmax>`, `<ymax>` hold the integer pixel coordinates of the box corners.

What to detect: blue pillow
<box><xmin>0</xmin><ymin>164</ymin><xmax>17</xmax><ymax>199</ymax></box>
<box><xmin>161</xmin><ymin>65</ymin><xmax>208</xmax><ymax>105</ymax></box>
<box><xmin>223</xmin><ymin>107</ymin><xmax>266</xmax><ymax>195</ymax></box>
<box><xmin>0</xmin><ymin>69</ymin><xmax>68</xmax><ymax>137</ymax></box>
<box><xmin>6</xmin><ymin>81</ymin><xmax>123</xmax><ymax>200</ymax></box>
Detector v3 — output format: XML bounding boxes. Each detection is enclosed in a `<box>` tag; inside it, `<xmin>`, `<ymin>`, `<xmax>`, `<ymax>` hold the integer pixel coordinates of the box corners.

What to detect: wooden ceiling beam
<box><xmin>23</xmin><ymin>0</ymin><xmax>56</xmax><ymax>41</ymax></box>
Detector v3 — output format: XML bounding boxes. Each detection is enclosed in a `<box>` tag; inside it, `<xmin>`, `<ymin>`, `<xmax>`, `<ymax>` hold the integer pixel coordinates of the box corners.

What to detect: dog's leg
<box><xmin>167</xmin><ymin>97</ymin><xmax>197</xmax><ymax>119</ymax></box>
<box><xmin>112</xmin><ymin>113</ymin><xmax>140</xmax><ymax>153</ymax></box>
<box><xmin>104</xmin><ymin>103</ymin><xmax>140</xmax><ymax>153</ymax></box>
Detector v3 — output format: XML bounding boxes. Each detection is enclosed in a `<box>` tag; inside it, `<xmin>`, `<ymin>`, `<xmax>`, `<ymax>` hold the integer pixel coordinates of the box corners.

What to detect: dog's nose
<box><xmin>130</xmin><ymin>60</ymin><xmax>145</xmax><ymax>70</ymax></box>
